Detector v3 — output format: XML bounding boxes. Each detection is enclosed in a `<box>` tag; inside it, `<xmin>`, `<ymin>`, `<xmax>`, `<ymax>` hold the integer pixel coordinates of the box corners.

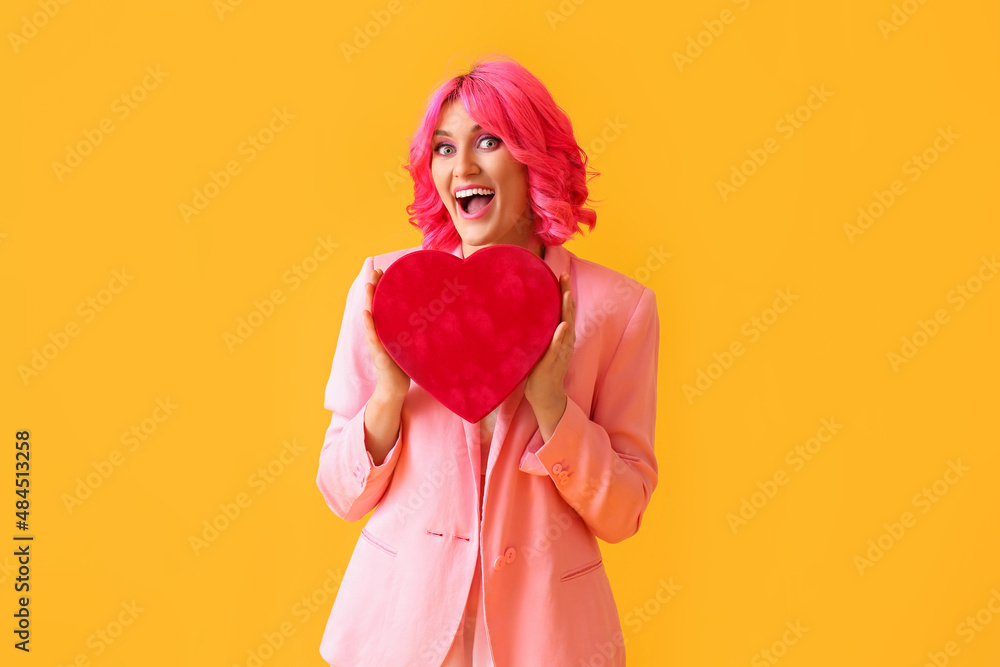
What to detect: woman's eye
<box><xmin>433</xmin><ymin>136</ymin><xmax>500</xmax><ymax>156</ymax></box>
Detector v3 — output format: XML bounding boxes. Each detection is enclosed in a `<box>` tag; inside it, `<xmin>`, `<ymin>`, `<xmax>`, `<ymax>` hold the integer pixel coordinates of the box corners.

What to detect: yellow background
<box><xmin>3</xmin><ymin>0</ymin><xmax>999</xmax><ymax>665</ymax></box>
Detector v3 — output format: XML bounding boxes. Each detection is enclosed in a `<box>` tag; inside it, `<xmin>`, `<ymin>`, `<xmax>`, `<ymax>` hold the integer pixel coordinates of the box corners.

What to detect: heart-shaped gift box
<box><xmin>371</xmin><ymin>244</ymin><xmax>561</xmax><ymax>423</ymax></box>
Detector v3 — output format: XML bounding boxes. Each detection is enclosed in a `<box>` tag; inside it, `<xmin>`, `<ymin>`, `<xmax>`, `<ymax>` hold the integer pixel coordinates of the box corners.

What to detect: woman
<box><xmin>316</xmin><ymin>56</ymin><xmax>660</xmax><ymax>666</ymax></box>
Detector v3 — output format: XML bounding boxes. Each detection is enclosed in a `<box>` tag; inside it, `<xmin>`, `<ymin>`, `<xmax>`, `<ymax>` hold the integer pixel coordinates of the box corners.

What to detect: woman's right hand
<box><xmin>363</xmin><ymin>268</ymin><xmax>411</xmax><ymax>400</ymax></box>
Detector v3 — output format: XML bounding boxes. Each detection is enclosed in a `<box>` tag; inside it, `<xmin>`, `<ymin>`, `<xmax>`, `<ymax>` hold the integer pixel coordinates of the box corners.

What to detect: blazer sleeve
<box><xmin>529</xmin><ymin>285</ymin><xmax>659</xmax><ymax>544</ymax></box>
<box><xmin>315</xmin><ymin>255</ymin><xmax>403</xmax><ymax>522</ymax></box>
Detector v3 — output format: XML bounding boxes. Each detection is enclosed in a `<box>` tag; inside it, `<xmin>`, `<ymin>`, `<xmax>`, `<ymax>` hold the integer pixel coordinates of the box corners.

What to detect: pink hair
<box><xmin>403</xmin><ymin>55</ymin><xmax>599</xmax><ymax>251</ymax></box>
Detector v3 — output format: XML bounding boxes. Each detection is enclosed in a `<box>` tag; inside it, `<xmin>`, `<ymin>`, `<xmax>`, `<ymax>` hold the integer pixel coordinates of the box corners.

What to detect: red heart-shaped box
<box><xmin>372</xmin><ymin>244</ymin><xmax>561</xmax><ymax>423</ymax></box>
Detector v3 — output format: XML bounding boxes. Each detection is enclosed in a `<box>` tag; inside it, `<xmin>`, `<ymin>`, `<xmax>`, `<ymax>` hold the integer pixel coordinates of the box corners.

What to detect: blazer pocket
<box><xmin>360</xmin><ymin>527</ymin><xmax>397</xmax><ymax>557</ymax></box>
<box><xmin>560</xmin><ymin>557</ymin><xmax>603</xmax><ymax>582</ymax></box>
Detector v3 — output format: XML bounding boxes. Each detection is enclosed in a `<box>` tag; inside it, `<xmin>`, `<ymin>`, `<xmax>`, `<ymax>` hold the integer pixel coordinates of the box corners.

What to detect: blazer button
<box><xmin>493</xmin><ymin>556</ymin><xmax>506</xmax><ymax>571</ymax></box>
<box><xmin>552</xmin><ymin>463</ymin><xmax>563</xmax><ymax>473</ymax></box>
<box><xmin>504</xmin><ymin>547</ymin><xmax>516</xmax><ymax>563</ymax></box>
<box><xmin>558</xmin><ymin>471</ymin><xmax>569</xmax><ymax>484</ymax></box>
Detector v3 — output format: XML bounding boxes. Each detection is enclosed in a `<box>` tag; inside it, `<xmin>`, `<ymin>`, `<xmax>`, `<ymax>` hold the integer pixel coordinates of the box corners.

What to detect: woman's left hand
<box><xmin>525</xmin><ymin>272</ymin><xmax>575</xmax><ymax>426</ymax></box>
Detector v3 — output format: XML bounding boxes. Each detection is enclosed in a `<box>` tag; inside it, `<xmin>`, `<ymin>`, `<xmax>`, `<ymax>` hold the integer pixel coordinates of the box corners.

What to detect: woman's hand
<box><xmin>525</xmin><ymin>272</ymin><xmax>575</xmax><ymax>436</ymax></box>
<box><xmin>363</xmin><ymin>268</ymin><xmax>411</xmax><ymax>400</ymax></box>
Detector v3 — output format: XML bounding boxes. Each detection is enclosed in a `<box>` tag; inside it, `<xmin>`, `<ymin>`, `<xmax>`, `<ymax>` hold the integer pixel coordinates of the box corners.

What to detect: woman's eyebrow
<box><xmin>433</xmin><ymin>124</ymin><xmax>482</xmax><ymax>137</ymax></box>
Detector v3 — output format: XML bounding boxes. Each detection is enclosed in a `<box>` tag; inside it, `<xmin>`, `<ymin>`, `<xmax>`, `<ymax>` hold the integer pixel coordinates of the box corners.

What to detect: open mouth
<box><xmin>457</xmin><ymin>189</ymin><xmax>496</xmax><ymax>215</ymax></box>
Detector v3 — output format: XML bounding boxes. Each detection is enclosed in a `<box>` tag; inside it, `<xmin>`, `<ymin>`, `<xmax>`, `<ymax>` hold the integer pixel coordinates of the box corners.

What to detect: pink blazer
<box><xmin>316</xmin><ymin>242</ymin><xmax>660</xmax><ymax>666</ymax></box>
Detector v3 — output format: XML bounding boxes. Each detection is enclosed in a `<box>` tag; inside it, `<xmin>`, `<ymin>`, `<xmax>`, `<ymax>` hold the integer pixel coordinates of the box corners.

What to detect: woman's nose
<box><xmin>453</xmin><ymin>149</ymin><xmax>479</xmax><ymax>178</ymax></box>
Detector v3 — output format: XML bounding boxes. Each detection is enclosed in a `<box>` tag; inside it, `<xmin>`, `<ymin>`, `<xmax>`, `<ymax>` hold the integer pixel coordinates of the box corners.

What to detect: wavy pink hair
<box><xmin>403</xmin><ymin>56</ymin><xmax>599</xmax><ymax>251</ymax></box>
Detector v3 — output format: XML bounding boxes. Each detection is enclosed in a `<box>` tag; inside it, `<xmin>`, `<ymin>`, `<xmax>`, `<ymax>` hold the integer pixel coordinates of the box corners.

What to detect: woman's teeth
<box><xmin>456</xmin><ymin>187</ymin><xmax>495</xmax><ymax>198</ymax></box>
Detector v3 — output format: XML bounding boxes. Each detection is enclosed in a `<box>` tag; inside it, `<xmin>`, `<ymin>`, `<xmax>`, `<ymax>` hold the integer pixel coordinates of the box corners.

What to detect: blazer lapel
<box><xmin>485</xmin><ymin>377</ymin><xmax>526</xmax><ymax>475</ymax></box>
<box><xmin>459</xmin><ymin>376</ymin><xmax>526</xmax><ymax>482</ymax></box>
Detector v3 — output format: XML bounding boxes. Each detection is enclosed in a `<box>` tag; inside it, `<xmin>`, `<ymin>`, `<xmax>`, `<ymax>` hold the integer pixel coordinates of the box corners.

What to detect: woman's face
<box><xmin>430</xmin><ymin>99</ymin><xmax>539</xmax><ymax>258</ymax></box>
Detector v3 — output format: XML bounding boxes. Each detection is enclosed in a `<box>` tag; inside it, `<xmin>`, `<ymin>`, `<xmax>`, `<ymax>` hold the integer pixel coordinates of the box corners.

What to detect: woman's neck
<box><xmin>461</xmin><ymin>242</ymin><xmax>545</xmax><ymax>259</ymax></box>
